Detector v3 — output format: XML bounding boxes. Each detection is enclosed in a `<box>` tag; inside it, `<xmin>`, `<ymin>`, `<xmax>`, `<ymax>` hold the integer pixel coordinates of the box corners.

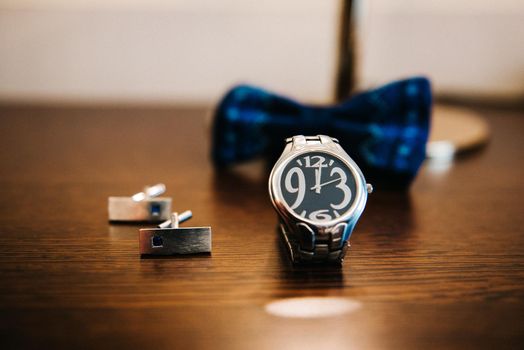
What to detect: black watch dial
<box><xmin>279</xmin><ymin>152</ymin><xmax>357</xmax><ymax>222</ymax></box>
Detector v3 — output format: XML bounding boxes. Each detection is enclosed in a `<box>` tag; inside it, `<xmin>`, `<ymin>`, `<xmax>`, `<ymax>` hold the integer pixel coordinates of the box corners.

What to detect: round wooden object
<box><xmin>427</xmin><ymin>104</ymin><xmax>490</xmax><ymax>159</ymax></box>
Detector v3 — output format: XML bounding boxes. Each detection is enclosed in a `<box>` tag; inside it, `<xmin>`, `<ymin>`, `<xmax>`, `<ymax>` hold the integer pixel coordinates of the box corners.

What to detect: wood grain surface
<box><xmin>0</xmin><ymin>104</ymin><xmax>523</xmax><ymax>350</ymax></box>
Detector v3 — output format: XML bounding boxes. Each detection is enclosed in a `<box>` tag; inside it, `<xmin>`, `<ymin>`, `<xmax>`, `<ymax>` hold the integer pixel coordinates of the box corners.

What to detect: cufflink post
<box><xmin>139</xmin><ymin>211</ymin><xmax>212</xmax><ymax>256</ymax></box>
<box><xmin>157</xmin><ymin>210</ymin><xmax>192</xmax><ymax>229</ymax></box>
<box><xmin>108</xmin><ymin>183</ymin><xmax>172</xmax><ymax>222</ymax></box>
<box><xmin>131</xmin><ymin>183</ymin><xmax>166</xmax><ymax>202</ymax></box>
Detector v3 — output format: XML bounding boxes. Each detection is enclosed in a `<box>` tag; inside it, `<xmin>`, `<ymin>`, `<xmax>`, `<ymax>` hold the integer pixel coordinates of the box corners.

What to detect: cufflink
<box><xmin>108</xmin><ymin>183</ymin><xmax>172</xmax><ymax>222</ymax></box>
<box><xmin>139</xmin><ymin>210</ymin><xmax>212</xmax><ymax>256</ymax></box>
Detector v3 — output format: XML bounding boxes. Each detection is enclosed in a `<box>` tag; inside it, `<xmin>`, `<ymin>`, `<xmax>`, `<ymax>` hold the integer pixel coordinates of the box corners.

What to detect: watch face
<box><xmin>279</xmin><ymin>151</ymin><xmax>358</xmax><ymax>223</ymax></box>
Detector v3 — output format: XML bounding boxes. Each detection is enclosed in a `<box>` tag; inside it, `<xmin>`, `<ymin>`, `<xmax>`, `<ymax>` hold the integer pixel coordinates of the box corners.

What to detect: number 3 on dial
<box><xmin>329</xmin><ymin>167</ymin><xmax>352</xmax><ymax>210</ymax></box>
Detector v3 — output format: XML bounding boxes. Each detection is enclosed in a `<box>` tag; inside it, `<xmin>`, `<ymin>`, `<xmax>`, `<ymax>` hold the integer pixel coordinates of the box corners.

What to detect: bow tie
<box><xmin>211</xmin><ymin>77</ymin><xmax>432</xmax><ymax>189</ymax></box>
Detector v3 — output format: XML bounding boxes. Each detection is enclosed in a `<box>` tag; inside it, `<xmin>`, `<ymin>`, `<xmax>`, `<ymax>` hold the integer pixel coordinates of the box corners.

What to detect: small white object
<box><xmin>265</xmin><ymin>297</ymin><xmax>362</xmax><ymax>318</ymax></box>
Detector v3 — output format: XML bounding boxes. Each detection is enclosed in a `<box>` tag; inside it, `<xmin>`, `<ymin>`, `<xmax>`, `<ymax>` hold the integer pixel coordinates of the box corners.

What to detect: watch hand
<box><xmin>314</xmin><ymin>167</ymin><xmax>322</xmax><ymax>194</ymax></box>
<box><xmin>310</xmin><ymin>177</ymin><xmax>342</xmax><ymax>191</ymax></box>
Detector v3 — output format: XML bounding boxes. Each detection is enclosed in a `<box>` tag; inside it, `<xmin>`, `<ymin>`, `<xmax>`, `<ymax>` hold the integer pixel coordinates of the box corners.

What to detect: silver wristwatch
<box><xmin>269</xmin><ymin>135</ymin><xmax>372</xmax><ymax>264</ymax></box>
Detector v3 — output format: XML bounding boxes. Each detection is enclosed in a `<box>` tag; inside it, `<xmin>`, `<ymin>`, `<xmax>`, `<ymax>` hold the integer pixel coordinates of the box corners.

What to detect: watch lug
<box><xmin>329</xmin><ymin>223</ymin><xmax>347</xmax><ymax>250</ymax></box>
<box><xmin>318</xmin><ymin>135</ymin><xmax>332</xmax><ymax>145</ymax></box>
<box><xmin>296</xmin><ymin>222</ymin><xmax>315</xmax><ymax>251</ymax></box>
<box><xmin>289</xmin><ymin>135</ymin><xmax>307</xmax><ymax>151</ymax></box>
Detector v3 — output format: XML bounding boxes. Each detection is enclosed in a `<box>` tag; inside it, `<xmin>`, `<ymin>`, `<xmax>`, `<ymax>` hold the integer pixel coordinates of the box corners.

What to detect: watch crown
<box><xmin>366</xmin><ymin>183</ymin><xmax>374</xmax><ymax>194</ymax></box>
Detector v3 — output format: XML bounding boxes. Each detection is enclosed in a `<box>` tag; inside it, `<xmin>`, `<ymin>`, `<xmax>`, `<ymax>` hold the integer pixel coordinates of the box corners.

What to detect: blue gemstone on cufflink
<box><xmin>150</xmin><ymin>203</ymin><xmax>161</xmax><ymax>217</ymax></box>
<box><xmin>151</xmin><ymin>235</ymin><xmax>163</xmax><ymax>248</ymax></box>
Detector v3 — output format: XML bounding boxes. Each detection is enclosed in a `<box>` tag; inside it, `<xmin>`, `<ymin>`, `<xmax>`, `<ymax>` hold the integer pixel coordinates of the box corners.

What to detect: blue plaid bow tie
<box><xmin>211</xmin><ymin>77</ymin><xmax>432</xmax><ymax>189</ymax></box>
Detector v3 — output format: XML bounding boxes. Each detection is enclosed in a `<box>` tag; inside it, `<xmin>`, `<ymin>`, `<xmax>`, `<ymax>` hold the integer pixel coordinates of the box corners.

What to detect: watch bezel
<box><xmin>269</xmin><ymin>147</ymin><xmax>368</xmax><ymax>228</ymax></box>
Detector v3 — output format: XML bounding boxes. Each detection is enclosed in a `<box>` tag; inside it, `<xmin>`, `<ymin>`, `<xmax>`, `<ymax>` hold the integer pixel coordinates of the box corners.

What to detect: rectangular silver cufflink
<box><xmin>139</xmin><ymin>211</ymin><xmax>212</xmax><ymax>256</ymax></box>
<box><xmin>108</xmin><ymin>184</ymin><xmax>172</xmax><ymax>222</ymax></box>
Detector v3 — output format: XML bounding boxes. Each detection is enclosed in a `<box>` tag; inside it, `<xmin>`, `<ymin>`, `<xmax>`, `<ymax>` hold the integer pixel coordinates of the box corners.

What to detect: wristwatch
<box><xmin>269</xmin><ymin>135</ymin><xmax>372</xmax><ymax>264</ymax></box>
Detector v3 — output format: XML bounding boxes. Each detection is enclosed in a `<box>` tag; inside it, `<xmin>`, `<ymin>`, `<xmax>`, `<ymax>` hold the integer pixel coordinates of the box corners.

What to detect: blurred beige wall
<box><xmin>357</xmin><ymin>0</ymin><xmax>524</xmax><ymax>101</ymax></box>
<box><xmin>0</xmin><ymin>1</ymin><xmax>339</xmax><ymax>104</ymax></box>
<box><xmin>0</xmin><ymin>0</ymin><xmax>523</xmax><ymax>104</ymax></box>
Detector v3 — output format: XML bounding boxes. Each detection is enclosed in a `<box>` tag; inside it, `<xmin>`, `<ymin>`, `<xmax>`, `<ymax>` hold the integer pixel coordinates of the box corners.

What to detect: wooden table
<box><xmin>0</xmin><ymin>104</ymin><xmax>523</xmax><ymax>349</ymax></box>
